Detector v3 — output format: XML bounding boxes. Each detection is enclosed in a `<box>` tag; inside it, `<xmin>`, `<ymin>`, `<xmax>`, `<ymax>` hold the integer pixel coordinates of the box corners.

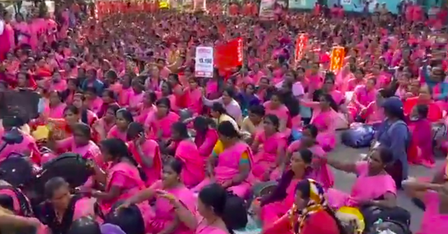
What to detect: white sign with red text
<box><xmin>195</xmin><ymin>46</ymin><xmax>214</xmax><ymax>77</ymax></box>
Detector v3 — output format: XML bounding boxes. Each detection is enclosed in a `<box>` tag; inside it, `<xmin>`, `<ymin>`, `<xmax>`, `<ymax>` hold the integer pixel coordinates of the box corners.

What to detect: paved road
<box><xmin>328</xmin><ymin>132</ymin><xmax>445</xmax><ymax>232</ymax></box>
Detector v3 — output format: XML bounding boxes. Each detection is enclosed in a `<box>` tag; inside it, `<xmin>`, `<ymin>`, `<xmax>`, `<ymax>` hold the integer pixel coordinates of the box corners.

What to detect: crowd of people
<box><xmin>0</xmin><ymin>0</ymin><xmax>448</xmax><ymax>234</ymax></box>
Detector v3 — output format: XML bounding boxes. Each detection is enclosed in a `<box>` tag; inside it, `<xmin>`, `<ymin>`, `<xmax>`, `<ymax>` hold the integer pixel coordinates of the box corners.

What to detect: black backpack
<box><xmin>366</xmin><ymin>220</ymin><xmax>411</xmax><ymax>234</ymax></box>
<box><xmin>361</xmin><ymin>206</ymin><xmax>411</xmax><ymax>234</ymax></box>
<box><xmin>0</xmin><ymin>185</ymin><xmax>34</xmax><ymax>217</ymax></box>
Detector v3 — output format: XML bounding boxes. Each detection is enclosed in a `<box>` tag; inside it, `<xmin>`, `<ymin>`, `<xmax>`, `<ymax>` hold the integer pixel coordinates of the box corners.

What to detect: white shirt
<box><xmin>0</xmin><ymin>20</ymin><xmax>5</xmax><ymax>35</ymax></box>
<box><xmin>274</xmin><ymin>80</ymin><xmax>304</xmax><ymax>97</ymax></box>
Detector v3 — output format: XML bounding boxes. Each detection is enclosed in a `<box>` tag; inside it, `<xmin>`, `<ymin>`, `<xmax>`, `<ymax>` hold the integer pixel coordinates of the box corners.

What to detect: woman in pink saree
<box><xmin>107</xmin><ymin>108</ymin><xmax>133</xmax><ymax>142</ymax></box>
<box><xmin>43</xmin><ymin>91</ymin><xmax>66</xmax><ymax>119</ymax></box>
<box><xmin>370</xmin><ymin>63</ymin><xmax>391</xmax><ymax>89</ymax></box>
<box><xmin>402</xmin><ymin>177</ymin><xmax>448</xmax><ymax>234</ymax></box>
<box><xmin>263</xmin><ymin>92</ymin><xmax>290</xmax><ymax>137</ymax></box>
<box><xmin>157</xmin><ymin>183</ymin><xmax>231</xmax><ymax>234</ymax></box>
<box><xmin>185</xmin><ymin>77</ymin><xmax>204</xmax><ymax>115</ymax></box>
<box><xmin>192</xmin><ymin>121</ymin><xmax>254</xmax><ymax>198</ymax></box>
<box><xmin>286</xmin><ymin>124</ymin><xmax>334</xmax><ymax>189</ymax></box>
<box><xmin>408</xmin><ymin>104</ymin><xmax>434</xmax><ymax>167</ymax></box>
<box><xmin>171</xmin><ymin>122</ymin><xmax>205</xmax><ymax>188</ymax></box>
<box><xmin>85</xmin><ymin>138</ymin><xmax>146</xmax><ymax>213</ymax></box>
<box><xmin>145</xmin><ymin>98</ymin><xmax>180</xmax><ymax>141</ymax></box>
<box><xmin>92</xmin><ymin>104</ymin><xmax>120</xmax><ymax>141</ymax></box>
<box><xmin>84</xmin><ymin>87</ymin><xmax>104</xmax><ymax>114</ymax></box>
<box><xmin>0</xmin><ymin>116</ymin><xmax>40</xmax><ymax>163</ymax></box>
<box><xmin>135</xmin><ymin>91</ymin><xmax>157</xmax><ymax>124</ymax></box>
<box><xmin>128</xmin><ymin>79</ymin><xmax>145</xmax><ymax>113</ymax></box>
<box><xmin>348</xmin><ymin>78</ymin><xmax>378</xmax><ymax>120</ymax></box>
<box><xmin>253</xmin><ymin>149</ymin><xmax>312</xmax><ymax>228</ymax></box>
<box><xmin>321</xmin><ymin>76</ymin><xmax>345</xmax><ymax>107</ymax></box>
<box><xmin>72</xmin><ymin>93</ymin><xmax>99</xmax><ymax>126</ymax></box>
<box><xmin>50</xmin><ymin>123</ymin><xmax>103</xmax><ymax>167</ymax></box>
<box><xmin>324</xmin><ymin>147</ymin><xmax>397</xmax><ymax>210</ymax></box>
<box><xmin>117</xmin><ymin>159</ymin><xmax>197</xmax><ymax>234</ymax></box>
<box><xmin>251</xmin><ymin>114</ymin><xmax>286</xmax><ymax>181</ymax></box>
<box><xmin>193</xmin><ymin>116</ymin><xmax>219</xmax><ymax>157</ymax></box>
<box><xmin>127</xmin><ymin>122</ymin><xmax>163</xmax><ymax>186</ymax></box>
<box><xmin>346</xmin><ymin>68</ymin><xmax>366</xmax><ymax>92</ymax></box>
<box><xmin>301</xmin><ymin>94</ymin><xmax>338</xmax><ymax>151</ymax></box>
<box><xmin>360</xmin><ymin>90</ymin><xmax>386</xmax><ymax>125</ymax></box>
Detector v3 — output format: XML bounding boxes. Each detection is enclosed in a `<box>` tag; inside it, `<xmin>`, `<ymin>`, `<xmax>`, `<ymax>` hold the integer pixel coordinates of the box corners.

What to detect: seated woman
<box><xmin>118</xmin><ymin>159</ymin><xmax>197</xmax><ymax>234</ymax></box>
<box><xmin>251</xmin><ymin>114</ymin><xmax>287</xmax><ymax>181</ymax></box>
<box><xmin>171</xmin><ymin>122</ymin><xmax>205</xmax><ymax>188</ymax></box>
<box><xmin>96</xmin><ymin>89</ymin><xmax>118</xmax><ymax>118</ymax></box>
<box><xmin>42</xmin><ymin>90</ymin><xmax>67</xmax><ymax>119</ymax></box>
<box><xmin>237</xmin><ymin>83</ymin><xmax>261</xmax><ymax>116</ymax></box>
<box><xmin>403</xmin><ymin>85</ymin><xmax>443</xmax><ymax>122</ymax></box>
<box><xmin>325</xmin><ymin>147</ymin><xmax>397</xmax><ymax>210</ymax></box>
<box><xmin>359</xmin><ymin>89</ymin><xmax>386</xmax><ymax>125</ymax></box>
<box><xmin>402</xmin><ymin>178</ymin><xmax>448</xmax><ymax>233</ymax></box>
<box><xmin>241</xmin><ymin>105</ymin><xmax>265</xmax><ymax>140</ymax></box>
<box><xmin>202</xmin><ymin>88</ymin><xmax>243</xmax><ymax>125</ymax></box>
<box><xmin>184</xmin><ymin>77</ymin><xmax>204</xmax><ymax>116</ymax></box>
<box><xmin>84</xmin><ymin>87</ymin><xmax>104</xmax><ymax>114</ymax></box>
<box><xmin>263</xmin><ymin>91</ymin><xmax>291</xmax><ymax>138</ymax></box>
<box><xmin>145</xmin><ymin>98</ymin><xmax>180</xmax><ymax>142</ymax></box>
<box><xmin>92</xmin><ymin>104</ymin><xmax>120</xmax><ymax>141</ymax></box>
<box><xmin>193</xmin><ymin>116</ymin><xmax>219</xmax><ymax>157</ymax></box>
<box><xmin>348</xmin><ymin>78</ymin><xmax>378</xmax><ymax>121</ymax></box>
<box><xmin>72</xmin><ymin>93</ymin><xmax>98</xmax><ymax>126</ymax></box>
<box><xmin>301</xmin><ymin>93</ymin><xmax>338</xmax><ymax>151</ymax></box>
<box><xmin>431</xmin><ymin>67</ymin><xmax>448</xmax><ymax>112</ymax></box>
<box><xmin>35</xmin><ymin>177</ymin><xmax>100</xmax><ymax>234</ymax></box>
<box><xmin>128</xmin><ymin>79</ymin><xmax>146</xmax><ymax>114</ymax></box>
<box><xmin>0</xmin><ymin>115</ymin><xmax>40</xmax><ymax>163</ymax></box>
<box><xmin>45</xmin><ymin>105</ymin><xmax>84</xmax><ymax>141</ymax></box>
<box><xmin>192</xmin><ymin>121</ymin><xmax>253</xmax><ymax>198</ymax></box>
<box><xmin>262</xmin><ymin>179</ymin><xmax>346</xmax><ymax>234</ymax></box>
<box><xmin>210</xmin><ymin>102</ymin><xmax>239</xmax><ymax>132</ymax></box>
<box><xmin>279</xmin><ymin>81</ymin><xmax>302</xmax><ymax>139</ymax></box>
<box><xmin>255</xmin><ymin>149</ymin><xmax>312</xmax><ymax>227</ymax></box>
<box><xmin>83</xmin><ymin>138</ymin><xmax>146</xmax><ymax>213</ymax></box>
<box><xmin>162</xmin><ymin>183</ymin><xmax>235</xmax><ymax>234</ymax></box>
<box><xmin>49</xmin><ymin>123</ymin><xmax>103</xmax><ymax>166</ymax></box>
<box><xmin>322</xmin><ymin>74</ymin><xmax>345</xmax><ymax>108</ymax></box>
<box><xmin>135</xmin><ymin>91</ymin><xmax>157</xmax><ymax>124</ymax></box>
<box><xmin>408</xmin><ymin>104</ymin><xmax>434</xmax><ymax>167</ymax></box>
<box><xmin>287</xmin><ymin>124</ymin><xmax>334</xmax><ymax>189</ymax></box>
<box><xmin>127</xmin><ymin>122</ymin><xmax>163</xmax><ymax>187</ymax></box>
<box><xmin>107</xmin><ymin>108</ymin><xmax>133</xmax><ymax>142</ymax></box>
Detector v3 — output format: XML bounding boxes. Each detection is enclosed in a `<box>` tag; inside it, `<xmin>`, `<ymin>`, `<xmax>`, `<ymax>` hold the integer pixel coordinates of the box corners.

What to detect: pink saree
<box><xmin>175</xmin><ymin>139</ymin><xmax>206</xmax><ymax>188</ymax></box>
<box><xmin>192</xmin><ymin>142</ymin><xmax>254</xmax><ymax>197</ymax></box>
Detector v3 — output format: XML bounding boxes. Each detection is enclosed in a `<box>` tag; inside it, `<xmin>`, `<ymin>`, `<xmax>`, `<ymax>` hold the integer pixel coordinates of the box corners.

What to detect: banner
<box><xmin>288</xmin><ymin>0</ymin><xmax>314</xmax><ymax>9</ymax></box>
<box><xmin>214</xmin><ymin>38</ymin><xmax>243</xmax><ymax>73</ymax></box>
<box><xmin>330</xmin><ymin>46</ymin><xmax>345</xmax><ymax>72</ymax></box>
<box><xmin>259</xmin><ymin>0</ymin><xmax>276</xmax><ymax>20</ymax></box>
<box><xmin>294</xmin><ymin>33</ymin><xmax>308</xmax><ymax>65</ymax></box>
<box><xmin>195</xmin><ymin>47</ymin><xmax>214</xmax><ymax>77</ymax></box>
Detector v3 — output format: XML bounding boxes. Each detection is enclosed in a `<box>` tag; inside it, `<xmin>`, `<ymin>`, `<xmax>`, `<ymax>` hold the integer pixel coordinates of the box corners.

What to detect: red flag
<box><xmin>214</xmin><ymin>38</ymin><xmax>243</xmax><ymax>74</ymax></box>
<box><xmin>294</xmin><ymin>34</ymin><xmax>308</xmax><ymax>65</ymax></box>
